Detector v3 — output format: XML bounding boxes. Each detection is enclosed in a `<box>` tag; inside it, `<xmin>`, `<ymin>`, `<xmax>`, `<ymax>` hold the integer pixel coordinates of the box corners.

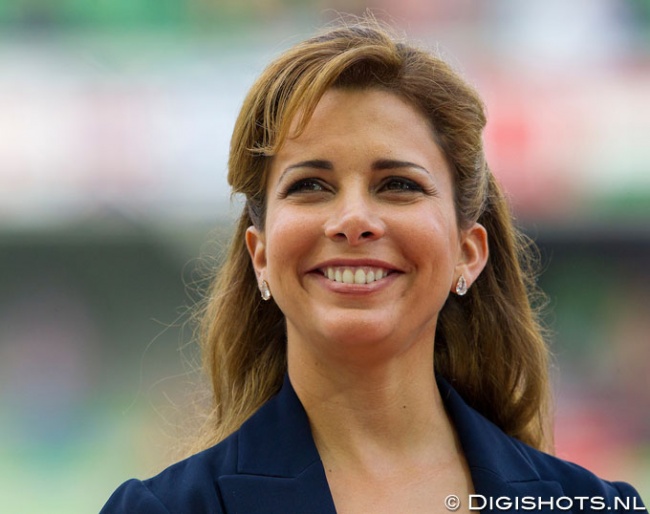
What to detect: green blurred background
<box><xmin>0</xmin><ymin>1</ymin><xmax>648</xmax><ymax>512</ymax></box>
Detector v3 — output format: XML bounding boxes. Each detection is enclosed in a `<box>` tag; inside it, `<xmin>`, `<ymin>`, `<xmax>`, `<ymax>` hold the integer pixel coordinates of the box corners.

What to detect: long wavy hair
<box><xmin>190</xmin><ymin>18</ymin><xmax>552</xmax><ymax>454</ymax></box>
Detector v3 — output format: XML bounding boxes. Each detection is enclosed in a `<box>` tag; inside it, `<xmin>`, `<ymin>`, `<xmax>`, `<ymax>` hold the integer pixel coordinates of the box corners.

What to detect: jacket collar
<box><xmin>235</xmin><ymin>373</ymin><xmax>321</xmax><ymax>478</ymax></box>
<box><xmin>218</xmin><ymin>374</ymin><xmax>564</xmax><ymax>513</ymax></box>
<box><xmin>437</xmin><ymin>377</ymin><xmax>565</xmax><ymax>512</ymax></box>
<box><xmin>217</xmin><ymin>374</ymin><xmax>337</xmax><ymax>513</ymax></box>
<box><xmin>436</xmin><ymin>376</ymin><xmax>541</xmax><ymax>482</ymax></box>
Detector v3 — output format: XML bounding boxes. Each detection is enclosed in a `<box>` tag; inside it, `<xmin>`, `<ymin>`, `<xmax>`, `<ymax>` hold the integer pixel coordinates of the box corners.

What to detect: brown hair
<box><xmin>191</xmin><ymin>17</ymin><xmax>552</xmax><ymax>454</ymax></box>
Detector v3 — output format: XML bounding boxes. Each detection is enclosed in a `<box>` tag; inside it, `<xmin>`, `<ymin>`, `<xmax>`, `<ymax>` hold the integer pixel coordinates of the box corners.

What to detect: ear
<box><xmin>453</xmin><ymin>222</ymin><xmax>489</xmax><ymax>293</ymax></box>
<box><xmin>245</xmin><ymin>225</ymin><xmax>267</xmax><ymax>280</ymax></box>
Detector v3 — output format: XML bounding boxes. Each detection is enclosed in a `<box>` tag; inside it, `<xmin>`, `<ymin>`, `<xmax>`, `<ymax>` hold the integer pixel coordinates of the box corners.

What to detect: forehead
<box><xmin>272</xmin><ymin>88</ymin><xmax>448</xmax><ymax>173</ymax></box>
<box><xmin>289</xmin><ymin>88</ymin><xmax>431</xmax><ymax>141</ymax></box>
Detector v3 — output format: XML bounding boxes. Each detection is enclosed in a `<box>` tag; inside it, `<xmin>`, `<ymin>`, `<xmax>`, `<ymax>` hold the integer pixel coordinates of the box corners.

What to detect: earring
<box><xmin>260</xmin><ymin>280</ymin><xmax>271</xmax><ymax>301</ymax></box>
<box><xmin>455</xmin><ymin>275</ymin><xmax>468</xmax><ymax>296</ymax></box>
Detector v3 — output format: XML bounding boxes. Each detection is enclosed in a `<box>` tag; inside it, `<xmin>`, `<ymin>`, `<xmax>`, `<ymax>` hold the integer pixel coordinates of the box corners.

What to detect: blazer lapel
<box><xmin>468</xmin><ymin>468</ymin><xmax>567</xmax><ymax>513</ymax></box>
<box><xmin>218</xmin><ymin>463</ymin><xmax>335</xmax><ymax>514</ymax></box>
<box><xmin>438</xmin><ymin>376</ymin><xmax>566</xmax><ymax>513</ymax></box>
<box><xmin>217</xmin><ymin>375</ymin><xmax>337</xmax><ymax>514</ymax></box>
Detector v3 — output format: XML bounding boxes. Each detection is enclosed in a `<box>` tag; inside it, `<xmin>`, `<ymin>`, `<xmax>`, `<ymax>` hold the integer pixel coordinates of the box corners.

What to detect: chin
<box><xmin>313</xmin><ymin>316</ymin><xmax>399</xmax><ymax>351</ymax></box>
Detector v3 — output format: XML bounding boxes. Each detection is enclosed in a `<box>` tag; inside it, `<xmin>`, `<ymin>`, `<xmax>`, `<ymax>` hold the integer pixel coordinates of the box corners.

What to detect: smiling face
<box><xmin>246</xmin><ymin>88</ymin><xmax>487</xmax><ymax>367</ymax></box>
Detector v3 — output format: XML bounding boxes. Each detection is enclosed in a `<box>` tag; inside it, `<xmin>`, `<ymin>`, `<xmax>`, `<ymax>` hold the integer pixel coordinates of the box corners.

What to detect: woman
<box><xmin>101</xmin><ymin>19</ymin><xmax>646</xmax><ymax>513</ymax></box>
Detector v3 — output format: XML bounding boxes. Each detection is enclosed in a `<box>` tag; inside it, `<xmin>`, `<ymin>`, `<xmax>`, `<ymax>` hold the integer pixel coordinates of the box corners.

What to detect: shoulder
<box><xmin>99</xmin><ymin>376</ymin><xmax>318</xmax><ymax>514</ymax></box>
<box><xmin>437</xmin><ymin>376</ymin><xmax>646</xmax><ymax>512</ymax></box>
<box><xmin>100</xmin><ymin>432</ymin><xmax>239</xmax><ymax>514</ymax></box>
<box><xmin>510</xmin><ymin>435</ymin><xmax>645</xmax><ymax>508</ymax></box>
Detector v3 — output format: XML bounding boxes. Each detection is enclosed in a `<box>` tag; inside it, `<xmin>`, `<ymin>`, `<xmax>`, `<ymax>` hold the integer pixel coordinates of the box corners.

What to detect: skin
<box><xmin>246</xmin><ymin>88</ymin><xmax>489</xmax><ymax>513</ymax></box>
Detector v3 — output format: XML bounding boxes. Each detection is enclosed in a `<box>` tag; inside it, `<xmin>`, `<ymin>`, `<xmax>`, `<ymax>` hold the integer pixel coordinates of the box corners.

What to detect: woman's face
<box><xmin>247</xmin><ymin>88</ymin><xmax>487</xmax><ymax>365</ymax></box>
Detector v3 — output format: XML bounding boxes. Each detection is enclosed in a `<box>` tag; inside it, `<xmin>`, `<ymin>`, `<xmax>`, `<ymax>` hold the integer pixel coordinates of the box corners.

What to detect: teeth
<box><xmin>322</xmin><ymin>266</ymin><xmax>391</xmax><ymax>284</ymax></box>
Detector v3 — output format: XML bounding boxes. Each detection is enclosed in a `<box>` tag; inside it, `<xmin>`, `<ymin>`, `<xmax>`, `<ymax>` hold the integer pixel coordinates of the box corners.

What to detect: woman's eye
<box><xmin>380</xmin><ymin>177</ymin><xmax>425</xmax><ymax>192</ymax></box>
<box><xmin>285</xmin><ymin>178</ymin><xmax>328</xmax><ymax>195</ymax></box>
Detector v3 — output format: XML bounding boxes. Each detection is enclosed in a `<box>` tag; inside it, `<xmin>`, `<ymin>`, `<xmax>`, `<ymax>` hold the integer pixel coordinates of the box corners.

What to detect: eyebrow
<box><xmin>279</xmin><ymin>158</ymin><xmax>430</xmax><ymax>183</ymax></box>
<box><xmin>283</xmin><ymin>159</ymin><xmax>333</xmax><ymax>172</ymax></box>
<box><xmin>372</xmin><ymin>159</ymin><xmax>430</xmax><ymax>175</ymax></box>
<box><xmin>278</xmin><ymin>160</ymin><xmax>332</xmax><ymax>184</ymax></box>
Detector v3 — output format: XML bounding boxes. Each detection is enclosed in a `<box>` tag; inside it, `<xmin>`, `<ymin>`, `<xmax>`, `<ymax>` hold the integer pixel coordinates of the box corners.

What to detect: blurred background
<box><xmin>0</xmin><ymin>0</ymin><xmax>648</xmax><ymax>511</ymax></box>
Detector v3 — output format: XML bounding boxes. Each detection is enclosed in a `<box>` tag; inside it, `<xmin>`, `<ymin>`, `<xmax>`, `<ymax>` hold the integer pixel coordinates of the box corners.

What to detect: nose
<box><xmin>323</xmin><ymin>194</ymin><xmax>385</xmax><ymax>245</ymax></box>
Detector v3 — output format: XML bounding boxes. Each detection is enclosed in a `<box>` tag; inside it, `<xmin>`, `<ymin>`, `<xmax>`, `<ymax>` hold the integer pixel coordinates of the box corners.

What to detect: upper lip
<box><xmin>307</xmin><ymin>258</ymin><xmax>404</xmax><ymax>273</ymax></box>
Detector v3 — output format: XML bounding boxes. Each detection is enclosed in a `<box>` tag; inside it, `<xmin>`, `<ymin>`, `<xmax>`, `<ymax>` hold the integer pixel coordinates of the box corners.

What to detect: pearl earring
<box><xmin>455</xmin><ymin>275</ymin><xmax>468</xmax><ymax>296</ymax></box>
<box><xmin>260</xmin><ymin>280</ymin><xmax>272</xmax><ymax>301</ymax></box>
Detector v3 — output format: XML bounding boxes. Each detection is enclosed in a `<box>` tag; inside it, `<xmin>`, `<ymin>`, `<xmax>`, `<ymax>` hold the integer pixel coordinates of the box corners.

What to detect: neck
<box><xmin>287</xmin><ymin>341</ymin><xmax>460</xmax><ymax>474</ymax></box>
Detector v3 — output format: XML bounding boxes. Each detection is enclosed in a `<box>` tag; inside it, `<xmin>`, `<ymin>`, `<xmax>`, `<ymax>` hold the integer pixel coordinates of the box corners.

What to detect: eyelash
<box><xmin>379</xmin><ymin>177</ymin><xmax>425</xmax><ymax>193</ymax></box>
<box><xmin>284</xmin><ymin>178</ymin><xmax>329</xmax><ymax>196</ymax></box>
<box><xmin>281</xmin><ymin>176</ymin><xmax>433</xmax><ymax>197</ymax></box>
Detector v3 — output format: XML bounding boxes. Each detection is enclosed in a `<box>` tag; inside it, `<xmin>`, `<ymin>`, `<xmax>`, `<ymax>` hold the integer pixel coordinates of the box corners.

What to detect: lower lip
<box><xmin>309</xmin><ymin>272</ymin><xmax>399</xmax><ymax>295</ymax></box>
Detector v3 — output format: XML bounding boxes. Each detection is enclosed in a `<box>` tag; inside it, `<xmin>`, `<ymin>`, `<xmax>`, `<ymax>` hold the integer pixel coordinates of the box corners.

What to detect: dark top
<box><xmin>101</xmin><ymin>375</ymin><xmax>647</xmax><ymax>513</ymax></box>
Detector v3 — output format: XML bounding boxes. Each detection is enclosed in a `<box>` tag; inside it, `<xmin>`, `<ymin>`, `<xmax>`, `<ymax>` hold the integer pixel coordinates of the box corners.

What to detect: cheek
<box><xmin>265</xmin><ymin>210</ymin><xmax>321</xmax><ymax>274</ymax></box>
<box><xmin>395</xmin><ymin>208</ymin><xmax>457</xmax><ymax>252</ymax></box>
<box><xmin>394</xmin><ymin>214</ymin><xmax>460</xmax><ymax>287</ymax></box>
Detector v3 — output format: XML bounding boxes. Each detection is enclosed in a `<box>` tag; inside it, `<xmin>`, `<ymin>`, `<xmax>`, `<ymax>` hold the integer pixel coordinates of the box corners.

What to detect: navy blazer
<box><xmin>101</xmin><ymin>375</ymin><xmax>647</xmax><ymax>513</ymax></box>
